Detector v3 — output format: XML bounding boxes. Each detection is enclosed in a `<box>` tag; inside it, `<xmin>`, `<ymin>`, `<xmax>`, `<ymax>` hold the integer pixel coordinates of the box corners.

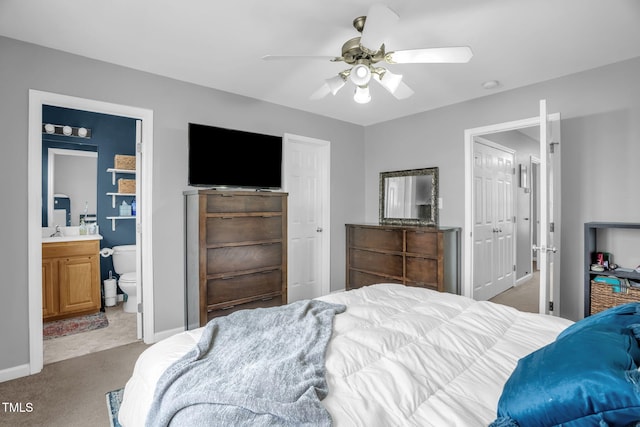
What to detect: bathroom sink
<box><xmin>42</xmin><ymin>226</ymin><xmax>103</xmax><ymax>243</ymax></box>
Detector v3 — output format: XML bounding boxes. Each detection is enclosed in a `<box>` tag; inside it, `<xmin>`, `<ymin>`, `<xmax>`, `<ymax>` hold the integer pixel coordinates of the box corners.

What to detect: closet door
<box><xmin>472</xmin><ymin>139</ymin><xmax>515</xmax><ymax>300</ymax></box>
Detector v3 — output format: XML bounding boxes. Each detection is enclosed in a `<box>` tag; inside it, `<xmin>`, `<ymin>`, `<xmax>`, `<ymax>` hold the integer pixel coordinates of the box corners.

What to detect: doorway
<box><xmin>282</xmin><ymin>133</ymin><xmax>331</xmax><ymax>302</ymax></box>
<box><xmin>27</xmin><ymin>90</ymin><xmax>154</xmax><ymax>376</ymax></box>
<box><xmin>463</xmin><ymin>108</ymin><xmax>561</xmax><ymax>314</ymax></box>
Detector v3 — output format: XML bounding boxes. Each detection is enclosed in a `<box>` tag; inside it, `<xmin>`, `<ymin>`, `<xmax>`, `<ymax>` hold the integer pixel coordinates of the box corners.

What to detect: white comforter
<box><xmin>119</xmin><ymin>284</ymin><xmax>572</xmax><ymax>427</ymax></box>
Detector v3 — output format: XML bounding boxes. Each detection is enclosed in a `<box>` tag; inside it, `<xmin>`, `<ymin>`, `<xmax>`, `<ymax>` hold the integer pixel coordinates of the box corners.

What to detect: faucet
<box><xmin>49</xmin><ymin>225</ymin><xmax>62</xmax><ymax>237</ymax></box>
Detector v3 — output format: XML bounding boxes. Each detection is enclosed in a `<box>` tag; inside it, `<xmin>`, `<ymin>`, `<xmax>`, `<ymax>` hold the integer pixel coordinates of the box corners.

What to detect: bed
<box><xmin>117</xmin><ymin>283</ymin><xmax>640</xmax><ymax>426</ymax></box>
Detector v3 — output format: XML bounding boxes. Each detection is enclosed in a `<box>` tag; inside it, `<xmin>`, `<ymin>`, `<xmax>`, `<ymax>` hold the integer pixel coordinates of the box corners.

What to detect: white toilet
<box><xmin>112</xmin><ymin>245</ymin><xmax>137</xmax><ymax>313</ymax></box>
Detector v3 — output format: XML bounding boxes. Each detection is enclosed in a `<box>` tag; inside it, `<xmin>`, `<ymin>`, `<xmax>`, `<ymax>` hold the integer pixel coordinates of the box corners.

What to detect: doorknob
<box><xmin>316</xmin><ymin>227</ymin><xmax>323</xmax><ymax>232</ymax></box>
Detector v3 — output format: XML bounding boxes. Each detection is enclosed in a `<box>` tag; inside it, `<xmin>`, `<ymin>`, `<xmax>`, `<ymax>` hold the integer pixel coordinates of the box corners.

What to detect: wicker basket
<box><xmin>590</xmin><ymin>280</ymin><xmax>640</xmax><ymax>315</ymax></box>
<box><xmin>114</xmin><ymin>154</ymin><xmax>136</xmax><ymax>171</ymax></box>
<box><xmin>118</xmin><ymin>178</ymin><xmax>136</xmax><ymax>194</ymax></box>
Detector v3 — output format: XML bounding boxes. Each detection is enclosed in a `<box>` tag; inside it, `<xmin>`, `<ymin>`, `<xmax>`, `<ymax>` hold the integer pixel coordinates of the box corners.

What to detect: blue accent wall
<box><xmin>42</xmin><ymin>106</ymin><xmax>137</xmax><ymax>282</ymax></box>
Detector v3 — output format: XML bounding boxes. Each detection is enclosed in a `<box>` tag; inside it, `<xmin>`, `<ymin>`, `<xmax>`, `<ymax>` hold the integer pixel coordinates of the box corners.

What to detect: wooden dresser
<box><xmin>185</xmin><ymin>190</ymin><xmax>288</xmax><ymax>328</ymax></box>
<box><xmin>346</xmin><ymin>224</ymin><xmax>460</xmax><ymax>293</ymax></box>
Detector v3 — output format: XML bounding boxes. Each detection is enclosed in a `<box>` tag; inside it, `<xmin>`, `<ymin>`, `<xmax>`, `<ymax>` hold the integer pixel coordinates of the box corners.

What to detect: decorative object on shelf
<box><xmin>119</xmin><ymin>200</ymin><xmax>132</xmax><ymax>217</ymax></box>
<box><xmin>42</xmin><ymin>123</ymin><xmax>92</xmax><ymax>138</ymax></box>
<box><xmin>379</xmin><ymin>167</ymin><xmax>438</xmax><ymax>226</ymax></box>
<box><xmin>118</xmin><ymin>178</ymin><xmax>136</xmax><ymax>194</ymax></box>
<box><xmin>114</xmin><ymin>154</ymin><xmax>136</xmax><ymax>171</ymax></box>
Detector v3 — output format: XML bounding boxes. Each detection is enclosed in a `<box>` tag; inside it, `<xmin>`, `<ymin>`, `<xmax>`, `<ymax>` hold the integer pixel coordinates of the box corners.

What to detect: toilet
<box><xmin>112</xmin><ymin>245</ymin><xmax>137</xmax><ymax>313</ymax></box>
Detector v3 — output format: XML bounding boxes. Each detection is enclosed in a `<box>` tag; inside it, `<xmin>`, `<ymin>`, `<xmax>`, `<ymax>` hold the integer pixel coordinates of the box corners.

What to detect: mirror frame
<box><xmin>379</xmin><ymin>167</ymin><xmax>439</xmax><ymax>227</ymax></box>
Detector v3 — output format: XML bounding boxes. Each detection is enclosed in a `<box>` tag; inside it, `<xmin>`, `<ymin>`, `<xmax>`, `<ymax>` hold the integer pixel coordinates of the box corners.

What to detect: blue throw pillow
<box><xmin>491</xmin><ymin>303</ymin><xmax>640</xmax><ymax>427</ymax></box>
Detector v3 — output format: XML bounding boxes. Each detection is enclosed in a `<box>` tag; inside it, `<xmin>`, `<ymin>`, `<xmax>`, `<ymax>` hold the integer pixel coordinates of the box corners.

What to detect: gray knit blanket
<box><xmin>145</xmin><ymin>299</ymin><xmax>346</xmax><ymax>427</ymax></box>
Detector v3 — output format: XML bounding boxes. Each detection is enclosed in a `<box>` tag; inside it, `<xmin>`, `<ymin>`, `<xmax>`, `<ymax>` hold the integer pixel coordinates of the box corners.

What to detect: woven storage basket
<box><xmin>114</xmin><ymin>154</ymin><xmax>136</xmax><ymax>171</ymax></box>
<box><xmin>118</xmin><ymin>178</ymin><xmax>136</xmax><ymax>194</ymax></box>
<box><xmin>590</xmin><ymin>280</ymin><xmax>640</xmax><ymax>315</ymax></box>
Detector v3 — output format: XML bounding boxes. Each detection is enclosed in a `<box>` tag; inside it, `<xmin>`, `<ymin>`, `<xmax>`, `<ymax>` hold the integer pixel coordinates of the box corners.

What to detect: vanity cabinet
<box><xmin>42</xmin><ymin>240</ymin><xmax>101</xmax><ymax>321</ymax></box>
<box><xmin>185</xmin><ymin>190</ymin><xmax>288</xmax><ymax>328</ymax></box>
<box><xmin>346</xmin><ymin>224</ymin><xmax>460</xmax><ymax>293</ymax></box>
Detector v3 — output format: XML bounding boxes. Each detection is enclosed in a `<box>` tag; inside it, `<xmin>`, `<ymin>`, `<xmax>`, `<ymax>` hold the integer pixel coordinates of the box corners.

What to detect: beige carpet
<box><xmin>489</xmin><ymin>269</ymin><xmax>540</xmax><ymax>313</ymax></box>
<box><xmin>0</xmin><ymin>341</ymin><xmax>149</xmax><ymax>427</ymax></box>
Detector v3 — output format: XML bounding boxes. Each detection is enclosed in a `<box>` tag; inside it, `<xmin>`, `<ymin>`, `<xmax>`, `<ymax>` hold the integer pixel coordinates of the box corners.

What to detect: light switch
<box><xmin>438</xmin><ymin>198</ymin><xmax>443</xmax><ymax>209</ymax></box>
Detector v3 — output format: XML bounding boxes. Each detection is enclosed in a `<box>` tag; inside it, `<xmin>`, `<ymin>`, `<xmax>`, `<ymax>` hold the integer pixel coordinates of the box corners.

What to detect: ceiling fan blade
<box><xmin>262</xmin><ymin>55</ymin><xmax>336</xmax><ymax>61</ymax></box>
<box><xmin>373</xmin><ymin>71</ymin><xmax>414</xmax><ymax>100</ymax></box>
<box><xmin>386</xmin><ymin>46</ymin><xmax>473</xmax><ymax>64</ymax></box>
<box><xmin>310</xmin><ymin>75</ymin><xmax>346</xmax><ymax>100</ymax></box>
<box><xmin>359</xmin><ymin>4</ymin><xmax>399</xmax><ymax>52</ymax></box>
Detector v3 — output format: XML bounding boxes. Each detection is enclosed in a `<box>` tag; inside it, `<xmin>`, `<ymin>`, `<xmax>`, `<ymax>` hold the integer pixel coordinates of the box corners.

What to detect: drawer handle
<box><xmin>220</xmin><ymin>305</ymin><xmax>235</xmax><ymax>310</ymax></box>
<box><xmin>261</xmin><ymin>297</ymin><xmax>274</xmax><ymax>302</ymax></box>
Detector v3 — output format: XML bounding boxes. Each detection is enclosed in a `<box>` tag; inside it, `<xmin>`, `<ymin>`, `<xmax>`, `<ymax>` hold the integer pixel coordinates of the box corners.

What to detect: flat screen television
<box><xmin>188</xmin><ymin>123</ymin><xmax>282</xmax><ymax>189</ymax></box>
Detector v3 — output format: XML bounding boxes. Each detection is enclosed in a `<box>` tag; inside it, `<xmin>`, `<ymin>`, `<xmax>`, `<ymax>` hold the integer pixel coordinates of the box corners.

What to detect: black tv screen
<box><xmin>188</xmin><ymin>123</ymin><xmax>282</xmax><ymax>189</ymax></box>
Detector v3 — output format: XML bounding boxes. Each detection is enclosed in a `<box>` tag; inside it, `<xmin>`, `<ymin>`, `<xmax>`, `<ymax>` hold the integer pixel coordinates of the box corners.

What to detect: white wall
<box><xmin>0</xmin><ymin>36</ymin><xmax>365</xmax><ymax>373</ymax></box>
<box><xmin>364</xmin><ymin>56</ymin><xmax>640</xmax><ymax>321</ymax></box>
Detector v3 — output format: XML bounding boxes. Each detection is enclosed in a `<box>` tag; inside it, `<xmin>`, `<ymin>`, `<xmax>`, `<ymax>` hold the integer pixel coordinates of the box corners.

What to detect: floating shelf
<box><xmin>106</xmin><ymin>192</ymin><xmax>136</xmax><ymax>208</ymax></box>
<box><xmin>105</xmin><ymin>215</ymin><xmax>135</xmax><ymax>231</ymax></box>
<box><xmin>106</xmin><ymin>168</ymin><xmax>135</xmax><ymax>185</ymax></box>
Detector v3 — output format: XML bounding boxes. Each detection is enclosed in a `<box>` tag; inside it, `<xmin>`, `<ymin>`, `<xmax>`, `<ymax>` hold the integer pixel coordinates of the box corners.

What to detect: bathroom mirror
<box><xmin>379</xmin><ymin>167</ymin><xmax>439</xmax><ymax>226</ymax></box>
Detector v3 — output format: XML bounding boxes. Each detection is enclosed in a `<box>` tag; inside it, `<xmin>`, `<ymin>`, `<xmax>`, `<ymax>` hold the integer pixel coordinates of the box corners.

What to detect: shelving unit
<box><xmin>584</xmin><ymin>222</ymin><xmax>640</xmax><ymax>316</ymax></box>
<box><xmin>106</xmin><ymin>167</ymin><xmax>136</xmax><ymax>230</ymax></box>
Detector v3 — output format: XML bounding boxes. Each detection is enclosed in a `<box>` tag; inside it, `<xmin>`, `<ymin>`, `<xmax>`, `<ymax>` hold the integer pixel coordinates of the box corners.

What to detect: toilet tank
<box><xmin>112</xmin><ymin>244</ymin><xmax>136</xmax><ymax>274</ymax></box>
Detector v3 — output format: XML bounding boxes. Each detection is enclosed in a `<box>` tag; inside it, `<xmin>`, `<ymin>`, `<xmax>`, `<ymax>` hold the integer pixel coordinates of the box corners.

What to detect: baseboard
<box><xmin>152</xmin><ymin>326</ymin><xmax>185</xmax><ymax>343</ymax></box>
<box><xmin>515</xmin><ymin>273</ymin><xmax>533</xmax><ymax>286</ymax></box>
<box><xmin>0</xmin><ymin>363</ymin><xmax>30</xmax><ymax>384</ymax></box>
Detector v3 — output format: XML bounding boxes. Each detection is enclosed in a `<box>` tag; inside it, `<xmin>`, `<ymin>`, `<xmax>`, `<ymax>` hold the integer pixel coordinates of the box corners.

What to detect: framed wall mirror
<box><xmin>379</xmin><ymin>167</ymin><xmax>439</xmax><ymax>226</ymax></box>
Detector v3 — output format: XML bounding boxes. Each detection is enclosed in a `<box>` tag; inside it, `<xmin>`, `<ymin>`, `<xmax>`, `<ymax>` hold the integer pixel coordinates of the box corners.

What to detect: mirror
<box><xmin>43</xmin><ymin>147</ymin><xmax>98</xmax><ymax>227</ymax></box>
<box><xmin>379</xmin><ymin>167</ymin><xmax>439</xmax><ymax>226</ymax></box>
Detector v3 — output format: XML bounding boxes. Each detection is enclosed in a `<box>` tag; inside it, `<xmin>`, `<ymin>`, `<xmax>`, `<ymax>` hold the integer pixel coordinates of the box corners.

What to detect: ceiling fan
<box><xmin>263</xmin><ymin>4</ymin><xmax>473</xmax><ymax>104</ymax></box>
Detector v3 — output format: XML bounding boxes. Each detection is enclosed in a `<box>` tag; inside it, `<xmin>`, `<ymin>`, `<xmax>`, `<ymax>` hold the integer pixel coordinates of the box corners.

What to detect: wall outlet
<box><xmin>438</xmin><ymin>197</ymin><xmax>443</xmax><ymax>209</ymax></box>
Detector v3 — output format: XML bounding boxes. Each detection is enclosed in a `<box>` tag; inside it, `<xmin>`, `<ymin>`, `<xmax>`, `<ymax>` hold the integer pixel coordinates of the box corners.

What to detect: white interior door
<box><xmin>472</xmin><ymin>139</ymin><xmax>515</xmax><ymax>300</ymax></box>
<box><xmin>135</xmin><ymin>120</ymin><xmax>143</xmax><ymax>339</ymax></box>
<box><xmin>536</xmin><ymin>100</ymin><xmax>562</xmax><ymax>314</ymax></box>
<box><xmin>283</xmin><ymin>134</ymin><xmax>330</xmax><ymax>302</ymax></box>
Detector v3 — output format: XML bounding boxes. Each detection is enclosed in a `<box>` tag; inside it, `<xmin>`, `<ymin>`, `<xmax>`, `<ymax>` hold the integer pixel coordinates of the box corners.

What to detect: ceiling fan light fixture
<box><xmin>349</xmin><ymin>63</ymin><xmax>372</xmax><ymax>86</ymax></box>
<box><xmin>377</xmin><ymin>69</ymin><xmax>403</xmax><ymax>94</ymax></box>
<box><xmin>353</xmin><ymin>86</ymin><xmax>371</xmax><ymax>104</ymax></box>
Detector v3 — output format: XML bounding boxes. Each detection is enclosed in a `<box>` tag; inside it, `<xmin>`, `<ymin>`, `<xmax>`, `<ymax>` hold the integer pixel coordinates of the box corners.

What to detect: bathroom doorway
<box><xmin>27</xmin><ymin>90</ymin><xmax>154</xmax><ymax>375</ymax></box>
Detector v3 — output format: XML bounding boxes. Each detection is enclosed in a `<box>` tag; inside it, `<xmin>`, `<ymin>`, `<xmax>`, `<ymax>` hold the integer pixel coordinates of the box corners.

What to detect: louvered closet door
<box><xmin>473</xmin><ymin>139</ymin><xmax>515</xmax><ymax>300</ymax></box>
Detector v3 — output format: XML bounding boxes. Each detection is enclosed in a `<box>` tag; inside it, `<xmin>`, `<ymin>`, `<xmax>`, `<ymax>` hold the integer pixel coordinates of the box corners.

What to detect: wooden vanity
<box><xmin>42</xmin><ymin>239</ymin><xmax>101</xmax><ymax>321</ymax></box>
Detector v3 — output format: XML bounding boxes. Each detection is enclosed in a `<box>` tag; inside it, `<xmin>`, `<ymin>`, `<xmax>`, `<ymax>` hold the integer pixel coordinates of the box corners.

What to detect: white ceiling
<box><xmin>2</xmin><ymin>0</ymin><xmax>639</xmax><ymax>126</ymax></box>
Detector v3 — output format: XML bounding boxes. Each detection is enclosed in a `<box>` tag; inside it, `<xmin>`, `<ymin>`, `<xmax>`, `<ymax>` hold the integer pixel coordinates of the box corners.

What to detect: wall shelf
<box><xmin>106</xmin><ymin>192</ymin><xmax>135</xmax><ymax>208</ymax></box>
<box><xmin>106</xmin><ymin>168</ymin><xmax>135</xmax><ymax>185</ymax></box>
<box><xmin>105</xmin><ymin>215</ymin><xmax>135</xmax><ymax>231</ymax></box>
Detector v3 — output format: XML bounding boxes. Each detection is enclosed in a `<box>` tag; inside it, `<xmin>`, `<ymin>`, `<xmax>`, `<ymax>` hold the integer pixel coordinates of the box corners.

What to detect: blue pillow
<box><xmin>491</xmin><ymin>303</ymin><xmax>640</xmax><ymax>427</ymax></box>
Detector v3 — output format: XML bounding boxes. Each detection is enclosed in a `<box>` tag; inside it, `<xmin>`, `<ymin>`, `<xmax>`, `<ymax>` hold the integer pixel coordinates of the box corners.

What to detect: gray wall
<box><xmin>364</xmin><ymin>56</ymin><xmax>640</xmax><ymax>322</ymax></box>
<box><xmin>0</xmin><ymin>36</ymin><xmax>365</xmax><ymax>372</ymax></box>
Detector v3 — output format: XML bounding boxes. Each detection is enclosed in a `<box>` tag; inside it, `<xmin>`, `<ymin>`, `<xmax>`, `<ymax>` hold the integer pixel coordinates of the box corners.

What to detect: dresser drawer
<box><xmin>348</xmin><ymin>270</ymin><xmax>403</xmax><ymax>289</ymax></box>
<box><xmin>350</xmin><ymin>248</ymin><xmax>403</xmax><ymax>277</ymax></box>
<box><xmin>406</xmin><ymin>230</ymin><xmax>438</xmax><ymax>256</ymax></box>
<box><xmin>206</xmin><ymin>216</ymin><xmax>282</xmax><ymax>244</ymax></box>
<box><xmin>206</xmin><ymin>193</ymin><xmax>283</xmax><ymax>213</ymax></box>
<box><xmin>207</xmin><ymin>243</ymin><xmax>282</xmax><ymax>274</ymax></box>
<box><xmin>207</xmin><ymin>295</ymin><xmax>284</xmax><ymax>321</ymax></box>
<box><xmin>405</xmin><ymin>256</ymin><xmax>438</xmax><ymax>285</ymax></box>
<box><xmin>350</xmin><ymin>226</ymin><xmax>403</xmax><ymax>252</ymax></box>
<box><xmin>206</xmin><ymin>269</ymin><xmax>282</xmax><ymax>305</ymax></box>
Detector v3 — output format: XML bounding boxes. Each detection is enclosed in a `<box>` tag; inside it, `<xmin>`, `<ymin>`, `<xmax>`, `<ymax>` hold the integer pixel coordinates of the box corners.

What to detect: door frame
<box><xmin>27</xmin><ymin>90</ymin><xmax>154</xmax><ymax>376</ymax></box>
<box><xmin>282</xmin><ymin>133</ymin><xmax>331</xmax><ymax>299</ymax></box>
<box><xmin>463</xmin><ymin>113</ymin><xmax>560</xmax><ymax>305</ymax></box>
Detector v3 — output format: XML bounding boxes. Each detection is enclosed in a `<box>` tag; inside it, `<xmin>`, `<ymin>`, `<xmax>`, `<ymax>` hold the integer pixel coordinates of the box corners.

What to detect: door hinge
<box><xmin>136</xmin><ymin>223</ymin><xmax>142</xmax><ymax>234</ymax></box>
<box><xmin>137</xmin><ymin>302</ymin><xmax>143</xmax><ymax>313</ymax></box>
<box><xmin>549</xmin><ymin>222</ymin><xmax>555</xmax><ymax>232</ymax></box>
<box><xmin>548</xmin><ymin>301</ymin><xmax>554</xmax><ymax>311</ymax></box>
<box><xmin>136</xmin><ymin>142</ymin><xmax>142</xmax><ymax>153</ymax></box>
<box><xmin>549</xmin><ymin>141</ymin><xmax>559</xmax><ymax>154</ymax></box>
<box><xmin>512</xmin><ymin>167</ymin><xmax>516</xmax><ymax>175</ymax></box>
<box><xmin>513</xmin><ymin>265</ymin><xmax>516</xmax><ymax>272</ymax></box>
